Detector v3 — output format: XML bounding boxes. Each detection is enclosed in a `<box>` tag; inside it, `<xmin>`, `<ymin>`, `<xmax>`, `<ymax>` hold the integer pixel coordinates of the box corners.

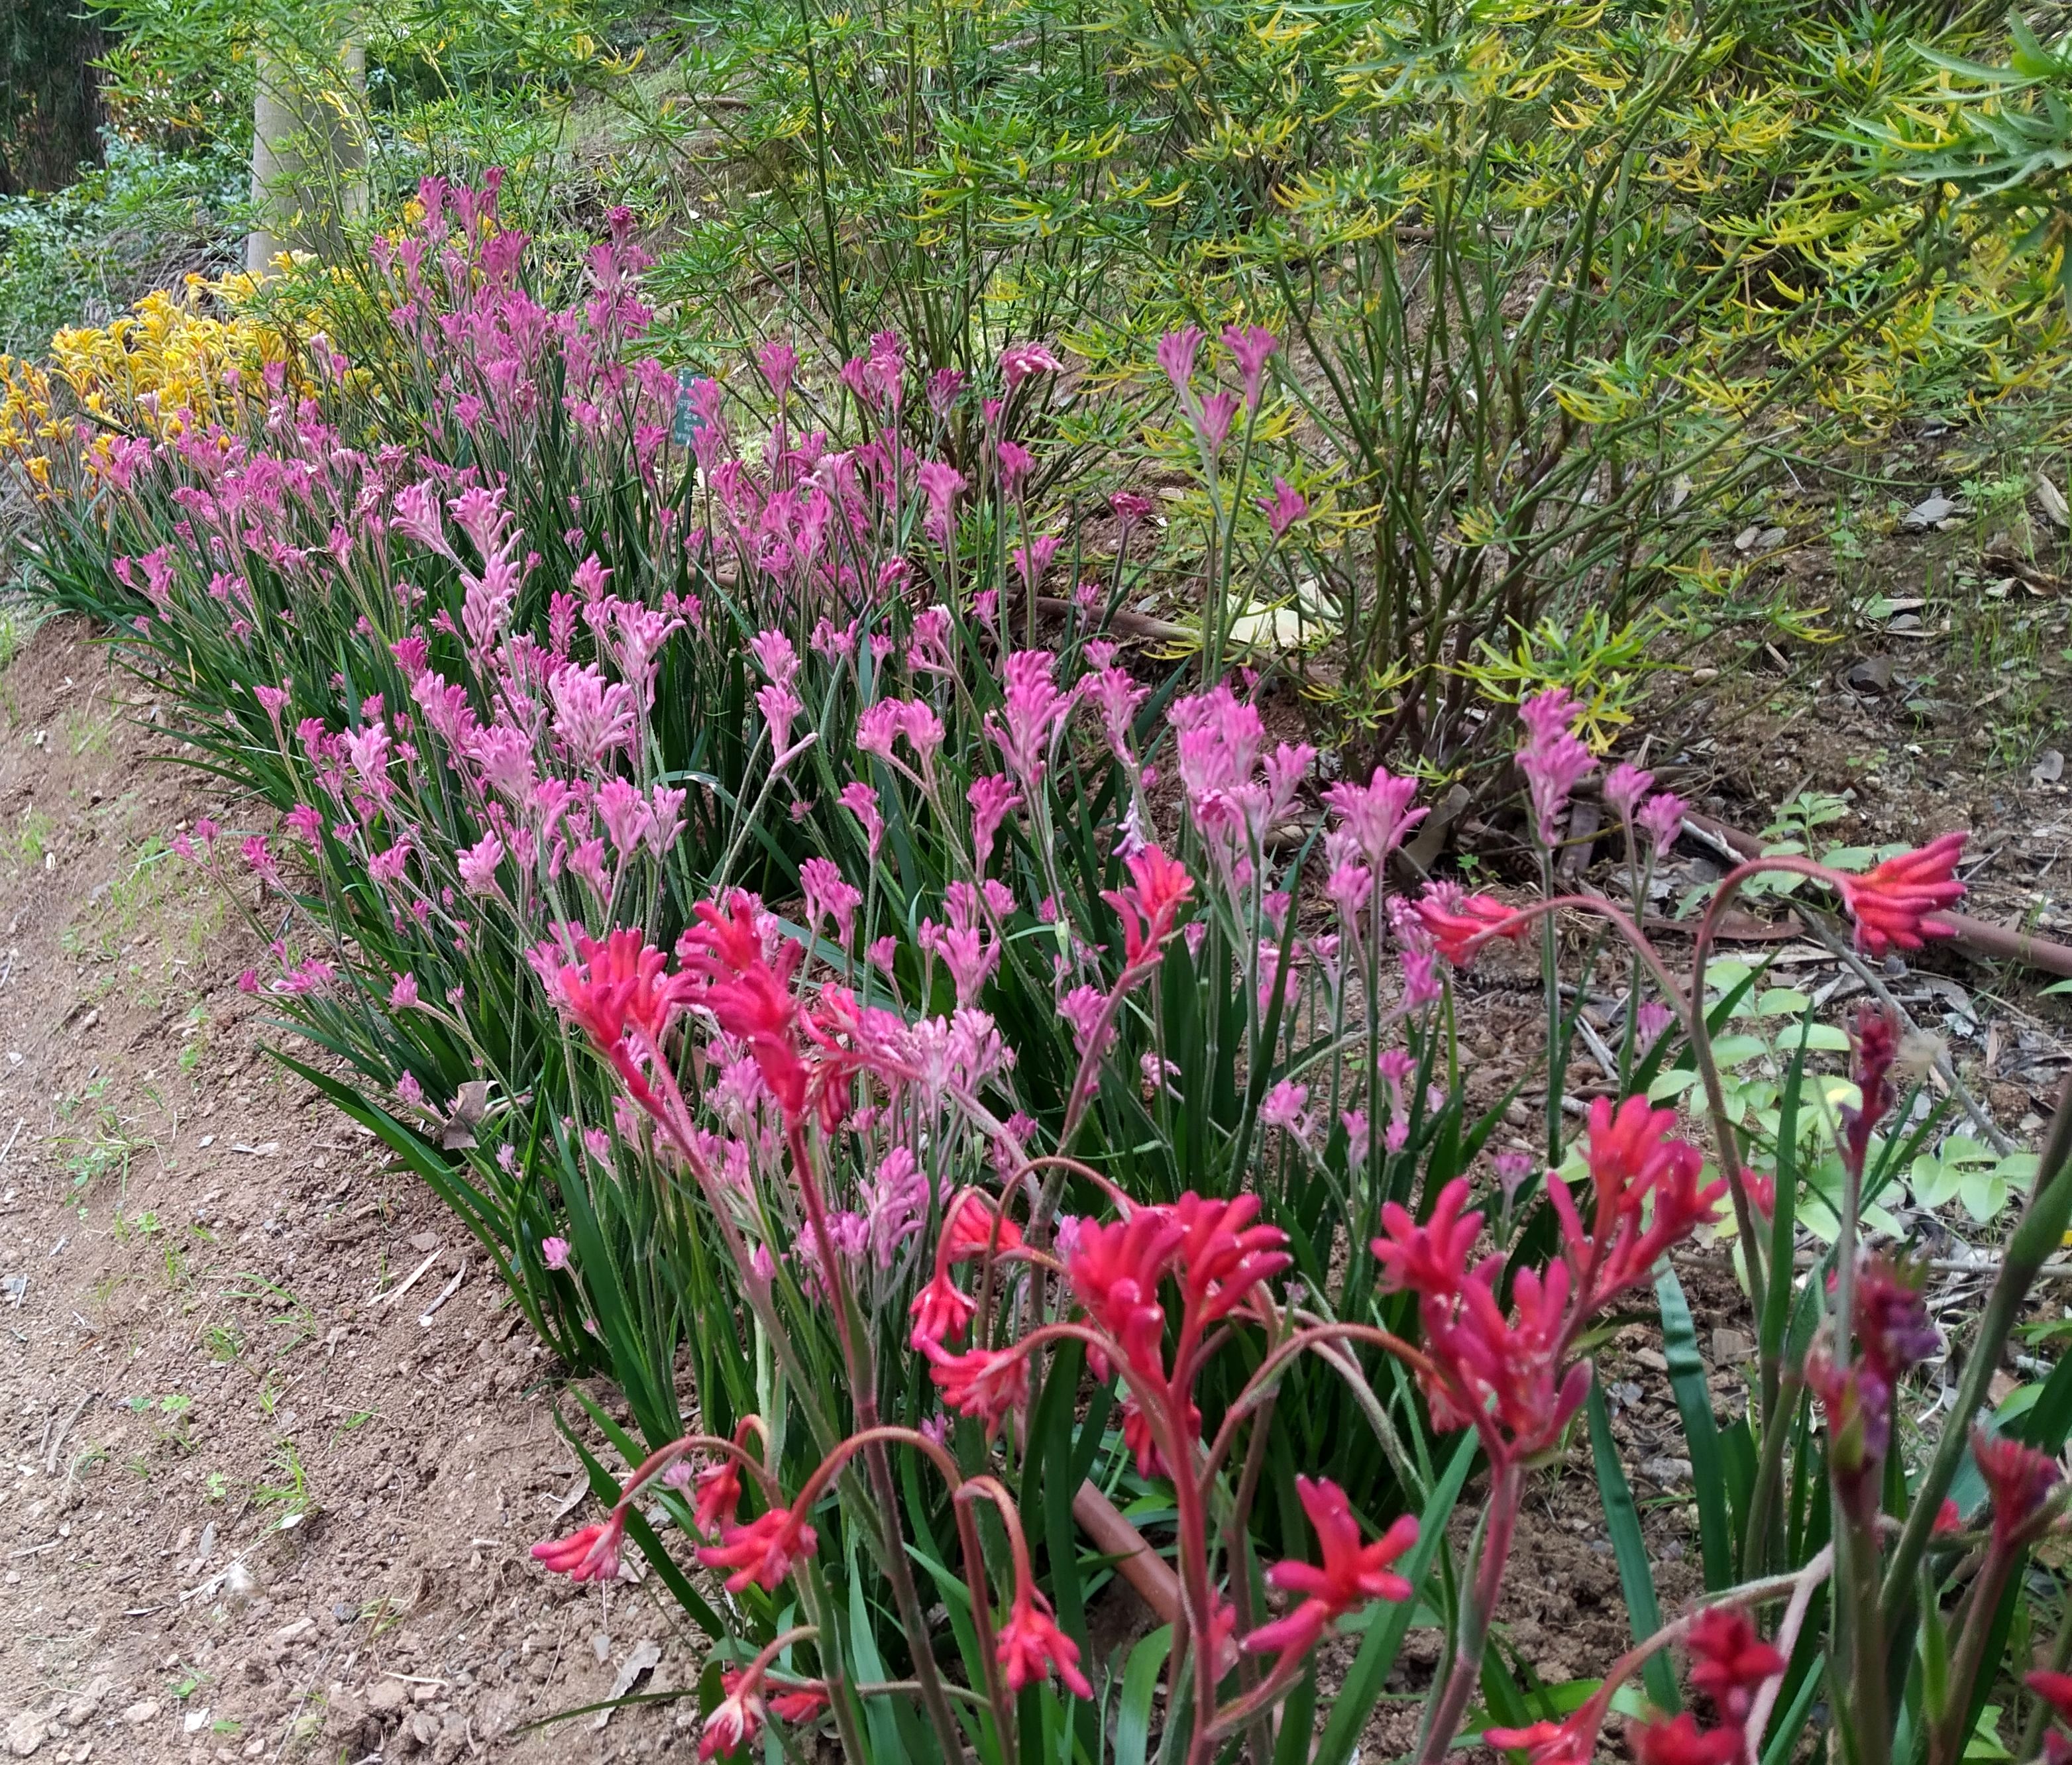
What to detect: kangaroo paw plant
<box><xmin>5</xmin><ymin>173</ymin><xmax>2069</xmax><ymax>1765</ymax></box>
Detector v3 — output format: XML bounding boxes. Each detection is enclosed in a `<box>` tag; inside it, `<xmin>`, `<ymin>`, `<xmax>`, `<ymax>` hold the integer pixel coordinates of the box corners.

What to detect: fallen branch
<box><xmin>1683</xmin><ymin>810</ymin><xmax>2072</xmax><ymax>979</ymax></box>
<box><xmin>1073</xmin><ymin>1479</ymin><xmax>1182</xmax><ymax>1625</ymax></box>
<box><xmin>1033</xmin><ymin>596</ymin><xmax>1193</xmax><ymax>645</ymax></box>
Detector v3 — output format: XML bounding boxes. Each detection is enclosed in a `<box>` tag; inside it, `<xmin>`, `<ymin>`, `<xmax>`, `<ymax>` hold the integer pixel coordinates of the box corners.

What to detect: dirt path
<box><xmin>0</xmin><ymin>622</ymin><xmax>696</xmax><ymax>1762</ymax></box>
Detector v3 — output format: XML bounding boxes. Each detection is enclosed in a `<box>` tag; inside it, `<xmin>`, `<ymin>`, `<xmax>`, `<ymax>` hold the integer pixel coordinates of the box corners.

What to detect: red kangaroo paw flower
<box><xmin>997</xmin><ymin>1586</ymin><xmax>1093</xmax><ymax>1698</ymax></box>
<box><xmin>1837</xmin><ymin>831</ymin><xmax>1965</xmax><ymax>957</ymax></box>
<box><xmin>1243</xmin><ymin>1476</ymin><xmax>1416</xmax><ymax>1664</ymax></box>
<box><xmin>530</xmin><ymin>1513</ymin><xmax>626</xmax><ymax>1583</ymax></box>
<box><xmin>697</xmin><ymin>1505</ymin><xmax>818</xmax><ymax>1592</ymax></box>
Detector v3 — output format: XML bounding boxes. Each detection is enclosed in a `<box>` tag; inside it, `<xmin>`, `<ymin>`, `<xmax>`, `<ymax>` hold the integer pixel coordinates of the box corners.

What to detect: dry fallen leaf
<box><xmin>1900</xmin><ymin>492</ymin><xmax>1956</xmax><ymax>532</ymax></box>
<box><xmin>2038</xmin><ymin>473</ymin><xmax>2071</xmax><ymax>530</ymax></box>
<box><xmin>594</xmin><ymin>1640</ymin><xmax>663</xmax><ymax>1730</ymax></box>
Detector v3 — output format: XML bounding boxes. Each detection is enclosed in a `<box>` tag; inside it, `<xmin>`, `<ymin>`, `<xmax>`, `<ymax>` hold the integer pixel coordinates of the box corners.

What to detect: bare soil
<box><xmin>0</xmin><ymin>622</ymin><xmax>700</xmax><ymax>1764</ymax></box>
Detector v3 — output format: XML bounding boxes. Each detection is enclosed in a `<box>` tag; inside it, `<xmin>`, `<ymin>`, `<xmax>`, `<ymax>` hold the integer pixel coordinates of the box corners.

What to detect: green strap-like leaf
<box><xmin>1587</xmin><ymin>1379</ymin><xmax>1676</xmax><ymax>1711</ymax></box>
<box><xmin>1656</xmin><ymin>1263</ymin><xmax>1732</xmax><ymax>1590</ymax></box>
<box><xmin>1113</xmin><ymin>1627</ymin><xmax>1172</xmax><ymax>1765</ymax></box>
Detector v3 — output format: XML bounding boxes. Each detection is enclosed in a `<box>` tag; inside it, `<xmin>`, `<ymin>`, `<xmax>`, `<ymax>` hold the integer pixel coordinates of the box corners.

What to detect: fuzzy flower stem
<box><xmin>1199</xmin><ymin>1320</ymin><xmax>1437</xmax><ymax>1489</ymax></box>
<box><xmin>785</xmin><ymin>1118</ymin><xmax>969</xmax><ymax>1765</ymax></box>
<box><xmin>1536</xmin><ymin>844</ymin><xmax>1562</xmax><ymax>1168</ymax></box>
<box><xmin>609</xmin><ymin>1430</ymin><xmax>785</xmax><ymax>1514</ymax></box>
<box><xmin>1739</xmin><ymin>1369</ymin><xmax>1804</xmax><ymax>1581</ymax></box>
<box><xmin>1415</xmin><ymin>1459</ymin><xmax>1521</xmax><ymax>1765</ymax></box>
<box><xmin>627</xmin><ymin>1024</ymin><xmax>842</xmax><ymax>1454</ymax></box>
<box><xmin>1881</xmin><ymin>1071</ymin><xmax>2072</xmax><ymax>1629</ymax></box>
<box><xmin>1739</xmin><ymin>1545</ymin><xmax>1839</xmax><ymax>1764</ymax></box>
<box><xmin>954</xmin><ymin>1475</ymin><xmax>1036</xmax><ymax>1751</ymax></box>
<box><xmin>1835</xmin><ymin>1497</ymin><xmax>1888</xmax><ymax>1765</ymax></box>
<box><xmin>786</xmin><ymin>1424</ymin><xmax>1013</xmax><ymax>1756</ymax></box>
<box><xmin>734</xmin><ymin>1625</ymin><xmax>820</xmax><ymax>1701</ymax></box>
<box><xmin>1012</xmin><ymin>1151</ymin><xmax>1138</xmax><ymax>1244</ymax></box>
<box><xmin>1507</xmin><ymin>1555</ymin><xmax>1830</xmax><ymax>1765</ymax></box>
<box><xmin>1449</xmin><ymin>892</ymin><xmax>1688</xmax><ymax>1028</ymax></box>
<box><xmin>1217</xmin><ymin>1385</ymin><xmax>1281</xmax><ymax>1765</ymax></box>
<box><xmin>1930</xmin><ymin>1494</ymin><xmax>2071</xmax><ymax>1765</ymax></box>
<box><xmin>712</xmin><ymin>730</ymin><xmax>816</xmax><ymax>892</ymax></box>
<box><xmin>614</xmin><ymin>1020</ymin><xmax>962</xmax><ymax>1761</ymax></box>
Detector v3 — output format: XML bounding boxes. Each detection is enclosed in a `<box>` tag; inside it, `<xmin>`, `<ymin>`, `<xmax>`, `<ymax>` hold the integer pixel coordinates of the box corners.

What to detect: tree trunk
<box><xmin>245</xmin><ymin>31</ymin><xmax>367</xmax><ymax>274</ymax></box>
<box><xmin>0</xmin><ymin>0</ymin><xmax>109</xmax><ymax>195</ymax></box>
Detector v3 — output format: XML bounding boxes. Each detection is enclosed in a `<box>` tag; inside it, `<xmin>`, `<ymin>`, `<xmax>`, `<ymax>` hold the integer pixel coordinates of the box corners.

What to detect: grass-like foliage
<box><xmin>7</xmin><ymin>173</ymin><xmax>2072</xmax><ymax>1765</ymax></box>
<box><xmin>5</xmin><ymin>0</ymin><xmax>2072</xmax><ymax>1746</ymax></box>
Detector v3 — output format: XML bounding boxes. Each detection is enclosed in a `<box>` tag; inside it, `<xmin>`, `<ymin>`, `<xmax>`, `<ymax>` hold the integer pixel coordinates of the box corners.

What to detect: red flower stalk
<box><xmin>1374</xmin><ymin>1097</ymin><xmax>1720</xmax><ymax>1481</ymax></box>
<box><xmin>1413</xmin><ymin>888</ymin><xmax>1527</xmax><ymax>965</ymax></box>
<box><xmin>698</xmin><ymin>1504</ymin><xmax>819</xmax><ymax>1592</ymax></box>
<box><xmin>530</xmin><ymin>1513</ymin><xmax>626</xmax><ymax>1583</ymax></box>
<box><xmin>1425</xmin><ymin>1258</ymin><xmax>1593</xmax><ymax>1458</ymax></box>
<box><xmin>766</xmin><ymin>1684</ymin><xmax>830</xmax><ymax>1725</ymax></box>
<box><xmin>1839</xmin><ymin>1006</ymin><xmax>1898</xmax><ymax>1179</ymax></box>
<box><xmin>1120</xmin><ymin>1390</ymin><xmax>1198</xmax><ymax>1478</ymax></box>
<box><xmin>1374</xmin><ymin>1178</ymin><xmax>1589</xmax><ymax>1460</ymax></box>
<box><xmin>2028</xmin><ymin>1670</ymin><xmax>2072</xmax><ymax>1731</ymax></box>
<box><xmin>942</xmin><ymin>1189</ymin><xmax>1024</xmax><ymax>1263</ymax></box>
<box><xmin>680</xmin><ymin>890</ymin><xmax>811</xmax><ymax>1120</ymax></box>
<box><xmin>1065</xmin><ymin>1205</ymin><xmax>1184</xmax><ymax>1385</ymax></box>
<box><xmin>922</xmin><ymin>1340</ymin><xmax>1030</xmax><ymax>1440</ymax></box>
<box><xmin>1933</xmin><ymin>1497</ymin><xmax>1963</xmax><ymax>1535</ymax></box>
<box><xmin>1837</xmin><ymin>831</ymin><xmax>1966</xmax><ymax>957</ymax></box>
<box><xmin>1120</xmin><ymin>1394</ymin><xmax>1161</xmax><ymax>1477</ymax></box>
<box><xmin>1748</xmin><ymin>1171</ymin><xmax>1776</xmax><ymax>1221</ymax></box>
<box><xmin>699</xmin><ymin>1672</ymin><xmax>763</xmax><ymax>1761</ymax></box>
<box><xmin>997</xmin><ymin>1585</ymin><xmax>1095</xmax><ymax>1697</ymax></box>
<box><xmin>1169</xmin><ymin>1192</ymin><xmax>1290</xmax><ymax>1328</ymax></box>
<box><xmin>1242</xmin><ymin>1475</ymin><xmax>1417</xmax><ymax>1666</ymax></box>
<box><xmin>1552</xmin><ymin>1096</ymin><xmax>1722</xmax><ymax>1313</ymax></box>
<box><xmin>1627</xmin><ymin>1711</ymin><xmax>1739</xmax><ymax>1765</ymax></box>
<box><xmin>1973</xmin><ymin>1426</ymin><xmax>2061</xmax><ymax>1547</ymax></box>
<box><xmin>1806</xmin><ymin>1345</ymin><xmax>1890</xmax><ymax>1519</ymax></box>
<box><xmin>700</xmin><ymin>1631</ymin><xmax>826</xmax><ymax>1760</ymax></box>
<box><xmin>557</xmin><ymin>931</ymin><xmax>698</xmax><ymax>1112</ymax></box>
<box><xmin>1848</xmin><ymin>1252</ymin><xmax>1938</xmax><ymax>1387</ymax></box>
<box><xmin>1100</xmin><ymin>843</ymin><xmax>1194</xmax><ymax>974</ymax></box>
<box><xmin>1684</xmin><ymin>1607</ymin><xmax>1784</xmax><ymax>1729</ymax></box>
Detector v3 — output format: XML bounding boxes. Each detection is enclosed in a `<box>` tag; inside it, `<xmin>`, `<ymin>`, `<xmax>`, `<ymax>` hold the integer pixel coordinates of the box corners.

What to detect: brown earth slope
<box><xmin>0</xmin><ymin>621</ymin><xmax>702</xmax><ymax>1764</ymax></box>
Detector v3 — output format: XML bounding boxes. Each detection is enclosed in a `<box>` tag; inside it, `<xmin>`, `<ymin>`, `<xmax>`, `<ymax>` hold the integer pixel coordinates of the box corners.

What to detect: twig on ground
<box><xmin>42</xmin><ymin>1391</ymin><xmax>91</xmax><ymax>1474</ymax></box>
<box><xmin>368</xmin><ymin>1248</ymin><xmax>439</xmax><ymax>1308</ymax></box>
